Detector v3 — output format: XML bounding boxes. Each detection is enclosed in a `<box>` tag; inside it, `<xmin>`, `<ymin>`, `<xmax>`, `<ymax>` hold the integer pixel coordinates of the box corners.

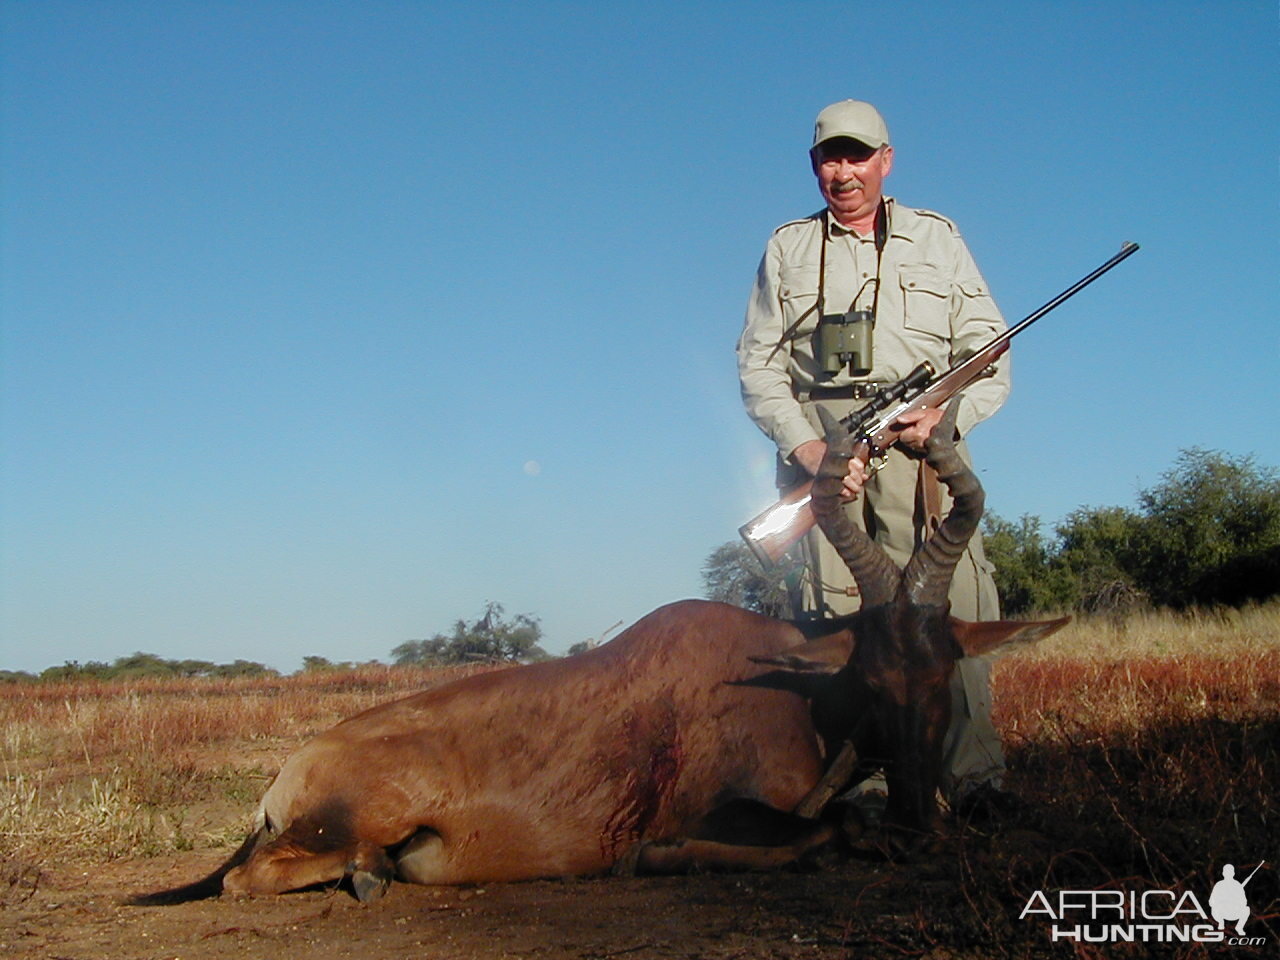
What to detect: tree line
<box><xmin>703</xmin><ymin>447</ymin><xmax>1280</xmax><ymax>617</ymax></box>
<box><xmin>2</xmin><ymin>602</ymin><xmax>553</xmax><ymax>684</ymax></box>
<box><xmin>1</xmin><ymin>651</ymin><xmax>284</xmax><ymax>685</ymax></box>
<box><xmin>984</xmin><ymin>448</ymin><xmax>1278</xmax><ymax>614</ymax></box>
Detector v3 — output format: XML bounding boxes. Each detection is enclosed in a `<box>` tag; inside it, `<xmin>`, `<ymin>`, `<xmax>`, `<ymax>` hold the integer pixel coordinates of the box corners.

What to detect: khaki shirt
<box><xmin>737</xmin><ymin>197</ymin><xmax>1011</xmax><ymax>462</ymax></box>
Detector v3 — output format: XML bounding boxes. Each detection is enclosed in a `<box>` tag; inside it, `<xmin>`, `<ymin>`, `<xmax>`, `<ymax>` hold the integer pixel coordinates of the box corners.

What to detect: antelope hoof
<box><xmin>348</xmin><ymin>847</ymin><xmax>395</xmax><ymax>903</ymax></box>
<box><xmin>834</xmin><ymin>803</ymin><xmax>868</xmax><ymax>845</ymax></box>
<box><xmin>795</xmin><ymin>839</ymin><xmax>844</xmax><ymax>872</ymax></box>
<box><xmin>350</xmin><ymin>865</ymin><xmax>392</xmax><ymax>903</ymax></box>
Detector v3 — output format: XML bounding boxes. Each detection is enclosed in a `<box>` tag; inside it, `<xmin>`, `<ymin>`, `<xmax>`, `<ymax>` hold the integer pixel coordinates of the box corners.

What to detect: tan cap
<box><xmin>811</xmin><ymin>100</ymin><xmax>890</xmax><ymax>151</ymax></box>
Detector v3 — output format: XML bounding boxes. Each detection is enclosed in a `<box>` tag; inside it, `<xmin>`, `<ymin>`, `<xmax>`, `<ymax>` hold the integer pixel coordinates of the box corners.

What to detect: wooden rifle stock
<box><xmin>739</xmin><ymin>242</ymin><xmax>1140</xmax><ymax>568</ymax></box>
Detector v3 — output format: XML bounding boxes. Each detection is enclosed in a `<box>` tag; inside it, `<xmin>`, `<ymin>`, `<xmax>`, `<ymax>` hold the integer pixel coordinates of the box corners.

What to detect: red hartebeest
<box><xmin>131</xmin><ymin>400</ymin><xmax>1065</xmax><ymax>903</ymax></box>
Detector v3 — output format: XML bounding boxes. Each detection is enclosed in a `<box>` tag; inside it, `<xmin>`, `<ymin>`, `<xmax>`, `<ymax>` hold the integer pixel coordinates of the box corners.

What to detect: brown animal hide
<box><xmin>131</xmin><ymin>600</ymin><xmax>837</xmax><ymax>902</ymax></box>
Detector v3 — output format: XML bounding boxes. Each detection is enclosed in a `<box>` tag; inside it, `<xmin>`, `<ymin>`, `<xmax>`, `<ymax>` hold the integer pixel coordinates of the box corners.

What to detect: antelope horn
<box><xmin>811</xmin><ymin>407</ymin><xmax>900</xmax><ymax>607</ymax></box>
<box><xmin>901</xmin><ymin>398</ymin><xmax>985</xmax><ymax>608</ymax></box>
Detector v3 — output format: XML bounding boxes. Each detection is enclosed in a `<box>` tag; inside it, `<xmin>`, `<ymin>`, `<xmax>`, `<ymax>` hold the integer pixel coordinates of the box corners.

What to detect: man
<box><xmin>737</xmin><ymin>99</ymin><xmax>1011</xmax><ymax>811</ymax></box>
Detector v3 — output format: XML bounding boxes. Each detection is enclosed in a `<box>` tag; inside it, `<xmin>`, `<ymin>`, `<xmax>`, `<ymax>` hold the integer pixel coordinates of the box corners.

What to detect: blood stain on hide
<box><xmin>599</xmin><ymin>698</ymin><xmax>684</xmax><ymax>861</ymax></box>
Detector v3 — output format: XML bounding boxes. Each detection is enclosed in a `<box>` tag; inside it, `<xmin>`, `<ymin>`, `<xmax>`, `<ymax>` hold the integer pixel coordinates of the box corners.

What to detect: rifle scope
<box><xmin>843</xmin><ymin>362</ymin><xmax>936</xmax><ymax>432</ymax></box>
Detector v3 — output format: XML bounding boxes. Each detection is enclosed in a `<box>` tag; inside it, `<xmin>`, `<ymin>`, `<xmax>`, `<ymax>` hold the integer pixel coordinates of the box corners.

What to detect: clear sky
<box><xmin>2</xmin><ymin>1</ymin><xmax>1276</xmax><ymax>674</ymax></box>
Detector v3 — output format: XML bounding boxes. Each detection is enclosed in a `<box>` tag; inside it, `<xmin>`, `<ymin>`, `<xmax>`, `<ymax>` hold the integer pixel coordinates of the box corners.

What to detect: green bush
<box><xmin>985</xmin><ymin>448</ymin><xmax>1279</xmax><ymax>615</ymax></box>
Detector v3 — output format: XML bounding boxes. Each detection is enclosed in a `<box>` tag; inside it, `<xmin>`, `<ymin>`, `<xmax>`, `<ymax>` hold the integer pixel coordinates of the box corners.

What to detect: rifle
<box><xmin>739</xmin><ymin>242</ymin><xmax>1141</xmax><ymax>568</ymax></box>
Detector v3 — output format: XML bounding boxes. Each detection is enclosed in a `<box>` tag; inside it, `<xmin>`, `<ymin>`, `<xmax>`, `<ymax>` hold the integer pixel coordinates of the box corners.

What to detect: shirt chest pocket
<box><xmin>778</xmin><ymin>264</ymin><xmax>820</xmax><ymax>329</ymax></box>
<box><xmin>779</xmin><ymin>264</ymin><xmax>819</xmax><ymax>301</ymax></box>
<box><xmin>898</xmin><ymin>264</ymin><xmax>952</xmax><ymax>338</ymax></box>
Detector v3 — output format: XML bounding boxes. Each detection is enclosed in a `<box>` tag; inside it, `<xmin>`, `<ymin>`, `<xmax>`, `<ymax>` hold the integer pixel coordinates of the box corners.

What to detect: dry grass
<box><xmin>1008</xmin><ymin>600</ymin><xmax>1280</xmax><ymax>661</ymax></box>
<box><xmin>973</xmin><ymin>601</ymin><xmax>1280</xmax><ymax>955</ymax></box>
<box><xmin>0</xmin><ymin>663</ymin><xmax>502</xmax><ymax>868</ymax></box>
<box><xmin>0</xmin><ymin>663</ymin><xmax>500</xmax><ymax>761</ymax></box>
<box><xmin>993</xmin><ymin>601</ymin><xmax>1279</xmax><ymax>763</ymax></box>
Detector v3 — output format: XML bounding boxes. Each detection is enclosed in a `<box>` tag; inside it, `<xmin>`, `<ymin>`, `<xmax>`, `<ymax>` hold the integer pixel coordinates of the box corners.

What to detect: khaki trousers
<box><xmin>787</xmin><ymin>399</ymin><xmax>1005</xmax><ymax>799</ymax></box>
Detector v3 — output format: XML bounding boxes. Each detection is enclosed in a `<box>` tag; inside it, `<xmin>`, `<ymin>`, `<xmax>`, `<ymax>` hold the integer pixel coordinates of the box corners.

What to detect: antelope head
<box><xmin>757</xmin><ymin>399</ymin><xmax>1068</xmax><ymax>845</ymax></box>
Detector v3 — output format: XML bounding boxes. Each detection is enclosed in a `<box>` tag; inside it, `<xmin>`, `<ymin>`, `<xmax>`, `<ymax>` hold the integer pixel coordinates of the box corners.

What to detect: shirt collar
<box><xmin>824</xmin><ymin>196</ymin><xmax>896</xmax><ymax>240</ymax></box>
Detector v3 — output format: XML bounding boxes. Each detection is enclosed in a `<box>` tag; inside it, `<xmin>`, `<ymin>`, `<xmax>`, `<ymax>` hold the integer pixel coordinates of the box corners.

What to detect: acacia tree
<box><xmin>393</xmin><ymin>602</ymin><xmax>550</xmax><ymax>665</ymax></box>
<box><xmin>700</xmin><ymin>541</ymin><xmax>797</xmax><ymax>617</ymax></box>
<box><xmin>981</xmin><ymin>514</ymin><xmax>1079</xmax><ymax>614</ymax></box>
<box><xmin>34</xmin><ymin>653</ymin><xmax>277</xmax><ymax>682</ymax></box>
<box><xmin>1053</xmin><ymin>505</ymin><xmax>1148</xmax><ymax>612</ymax></box>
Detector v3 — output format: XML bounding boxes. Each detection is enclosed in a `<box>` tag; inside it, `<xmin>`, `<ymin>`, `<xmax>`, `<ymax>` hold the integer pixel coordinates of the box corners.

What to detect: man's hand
<box><xmin>893</xmin><ymin>407</ymin><xmax>947</xmax><ymax>452</ymax></box>
<box><xmin>792</xmin><ymin>439</ymin><xmax>870</xmax><ymax>501</ymax></box>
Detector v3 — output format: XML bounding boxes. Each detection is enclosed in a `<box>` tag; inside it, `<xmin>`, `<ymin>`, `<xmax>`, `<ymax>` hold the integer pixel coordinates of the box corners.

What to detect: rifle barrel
<box><xmin>997</xmin><ymin>242</ymin><xmax>1140</xmax><ymax>349</ymax></box>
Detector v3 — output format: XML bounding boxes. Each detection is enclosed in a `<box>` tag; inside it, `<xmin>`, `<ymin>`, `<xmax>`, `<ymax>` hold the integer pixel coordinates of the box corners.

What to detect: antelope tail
<box><xmin>125</xmin><ymin>827</ymin><xmax>267</xmax><ymax>906</ymax></box>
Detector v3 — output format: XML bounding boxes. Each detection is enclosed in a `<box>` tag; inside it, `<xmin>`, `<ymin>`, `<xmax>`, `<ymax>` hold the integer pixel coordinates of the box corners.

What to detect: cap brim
<box><xmin>811</xmin><ymin>134</ymin><xmax>887</xmax><ymax>153</ymax></box>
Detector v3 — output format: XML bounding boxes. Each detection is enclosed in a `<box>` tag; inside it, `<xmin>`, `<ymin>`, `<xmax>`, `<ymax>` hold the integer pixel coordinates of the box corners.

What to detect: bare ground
<box><xmin>3</xmin><ymin>833</ymin><xmax>1069</xmax><ymax>960</ymax></box>
<box><xmin>0</xmin><ymin>849</ymin><xmax>1013</xmax><ymax>960</ymax></box>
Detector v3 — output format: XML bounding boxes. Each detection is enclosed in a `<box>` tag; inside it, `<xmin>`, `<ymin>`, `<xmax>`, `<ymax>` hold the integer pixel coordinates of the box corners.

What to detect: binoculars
<box><xmin>815</xmin><ymin>309</ymin><xmax>874</xmax><ymax>376</ymax></box>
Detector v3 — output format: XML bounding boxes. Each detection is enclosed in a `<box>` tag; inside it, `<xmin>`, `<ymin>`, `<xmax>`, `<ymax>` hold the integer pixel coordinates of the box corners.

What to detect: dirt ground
<box><xmin>1</xmin><ymin>837</ymin><xmax>1063</xmax><ymax>960</ymax></box>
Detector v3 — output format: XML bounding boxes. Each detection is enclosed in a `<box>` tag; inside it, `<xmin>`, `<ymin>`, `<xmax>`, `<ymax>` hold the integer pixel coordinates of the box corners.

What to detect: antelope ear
<box><xmin>750</xmin><ymin>630</ymin><xmax>855</xmax><ymax>675</ymax></box>
<box><xmin>950</xmin><ymin>616</ymin><xmax>1071</xmax><ymax>657</ymax></box>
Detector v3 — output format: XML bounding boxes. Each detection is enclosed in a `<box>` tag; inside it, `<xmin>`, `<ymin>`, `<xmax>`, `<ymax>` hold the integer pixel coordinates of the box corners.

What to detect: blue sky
<box><xmin>2</xmin><ymin>1</ymin><xmax>1276</xmax><ymax>673</ymax></box>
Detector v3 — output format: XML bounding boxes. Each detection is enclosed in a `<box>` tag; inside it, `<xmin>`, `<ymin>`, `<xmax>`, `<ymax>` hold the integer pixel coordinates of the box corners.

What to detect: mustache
<box><xmin>829</xmin><ymin>179</ymin><xmax>864</xmax><ymax>195</ymax></box>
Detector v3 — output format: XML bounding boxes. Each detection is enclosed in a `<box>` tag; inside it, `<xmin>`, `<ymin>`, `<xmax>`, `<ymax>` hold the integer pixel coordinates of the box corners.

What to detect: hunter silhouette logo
<box><xmin>1019</xmin><ymin>860</ymin><xmax>1269</xmax><ymax>946</ymax></box>
<box><xmin>1210</xmin><ymin>862</ymin><xmax>1263</xmax><ymax>936</ymax></box>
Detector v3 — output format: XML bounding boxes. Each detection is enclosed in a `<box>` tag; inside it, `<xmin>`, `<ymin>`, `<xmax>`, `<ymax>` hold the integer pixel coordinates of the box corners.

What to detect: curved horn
<box><xmin>811</xmin><ymin>407</ymin><xmax>900</xmax><ymax>607</ymax></box>
<box><xmin>901</xmin><ymin>398</ymin><xmax>985</xmax><ymax>607</ymax></box>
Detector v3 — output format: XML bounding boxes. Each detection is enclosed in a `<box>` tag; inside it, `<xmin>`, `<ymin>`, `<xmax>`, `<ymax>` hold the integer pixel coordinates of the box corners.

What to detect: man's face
<box><xmin>814</xmin><ymin>138</ymin><xmax>894</xmax><ymax>227</ymax></box>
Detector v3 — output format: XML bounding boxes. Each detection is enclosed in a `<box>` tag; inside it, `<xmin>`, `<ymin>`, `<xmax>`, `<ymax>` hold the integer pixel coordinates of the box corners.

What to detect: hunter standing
<box><xmin>737</xmin><ymin>99</ymin><xmax>1011</xmax><ymax>807</ymax></box>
